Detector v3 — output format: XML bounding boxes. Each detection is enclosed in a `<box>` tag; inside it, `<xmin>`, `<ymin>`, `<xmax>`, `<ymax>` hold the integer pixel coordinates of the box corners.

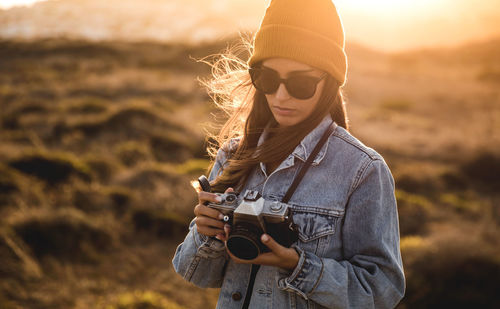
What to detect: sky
<box><xmin>0</xmin><ymin>0</ymin><xmax>39</xmax><ymax>9</ymax></box>
<box><xmin>0</xmin><ymin>0</ymin><xmax>450</xmax><ymax>11</ymax></box>
<box><xmin>1</xmin><ymin>0</ymin><xmax>499</xmax><ymax>52</ymax></box>
<box><xmin>336</xmin><ymin>0</ymin><xmax>500</xmax><ymax>50</ymax></box>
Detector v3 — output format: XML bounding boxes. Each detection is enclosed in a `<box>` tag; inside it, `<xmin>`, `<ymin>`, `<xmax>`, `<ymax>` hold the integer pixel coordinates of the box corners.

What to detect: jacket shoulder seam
<box><xmin>348</xmin><ymin>157</ymin><xmax>382</xmax><ymax>196</ymax></box>
<box><xmin>331</xmin><ymin>128</ymin><xmax>379</xmax><ymax>161</ymax></box>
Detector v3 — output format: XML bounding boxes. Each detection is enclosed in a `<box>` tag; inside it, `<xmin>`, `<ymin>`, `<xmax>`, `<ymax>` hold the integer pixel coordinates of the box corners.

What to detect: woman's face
<box><xmin>260</xmin><ymin>57</ymin><xmax>326</xmax><ymax>127</ymax></box>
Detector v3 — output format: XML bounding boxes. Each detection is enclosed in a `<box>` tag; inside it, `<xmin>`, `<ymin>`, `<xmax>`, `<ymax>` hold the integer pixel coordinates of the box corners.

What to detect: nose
<box><xmin>275</xmin><ymin>82</ymin><xmax>290</xmax><ymax>100</ymax></box>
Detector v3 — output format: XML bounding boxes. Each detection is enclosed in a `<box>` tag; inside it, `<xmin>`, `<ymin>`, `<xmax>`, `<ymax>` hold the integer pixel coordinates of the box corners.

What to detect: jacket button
<box><xmin>232</xmin><ymin>292</ymin><xmax>242</xmax><ymax>301</ymax></box>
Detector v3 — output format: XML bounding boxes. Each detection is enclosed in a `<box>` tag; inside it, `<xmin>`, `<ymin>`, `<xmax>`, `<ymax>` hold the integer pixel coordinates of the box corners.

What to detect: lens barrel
<box><xmin>226</xmin><ymin>222</ymin><xmax>264</xmax><ymax>260</ymax></box>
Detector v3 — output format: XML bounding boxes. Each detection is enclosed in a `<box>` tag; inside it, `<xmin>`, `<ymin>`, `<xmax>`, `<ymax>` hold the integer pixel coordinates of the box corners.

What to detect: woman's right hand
<box><xmin>193</xmin><ymin>188</ymin><xmax>233</xmax><ymax>240</ymax></box>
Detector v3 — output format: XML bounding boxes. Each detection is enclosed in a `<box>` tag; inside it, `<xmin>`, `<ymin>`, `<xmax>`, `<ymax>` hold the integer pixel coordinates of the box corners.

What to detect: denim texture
<box><xmin>172</xmin><ymin>115</ymin><xmax>405</xmax><ymax>308</ymax></box>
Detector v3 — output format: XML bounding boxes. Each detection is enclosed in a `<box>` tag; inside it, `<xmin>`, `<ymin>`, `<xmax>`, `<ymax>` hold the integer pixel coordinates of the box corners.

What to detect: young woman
<box><xmin>173</xmin><ymin>0</ymin><xmax>405</xmax><ymax>308</ymax></box>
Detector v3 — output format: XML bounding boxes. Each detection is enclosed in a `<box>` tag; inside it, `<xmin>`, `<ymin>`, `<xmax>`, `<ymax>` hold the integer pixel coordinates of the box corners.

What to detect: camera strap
<box><xmin>281</xmin><ymin>120</ymin><xmax>335</xmax><ymax>204</ymax></box>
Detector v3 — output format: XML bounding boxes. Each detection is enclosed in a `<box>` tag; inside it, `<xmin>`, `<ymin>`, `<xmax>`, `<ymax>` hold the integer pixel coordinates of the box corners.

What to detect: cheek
<box><xmin>265</xmin><ymin>94</ymin><xmax>273</xmax><ymax>107</ymax></box>
<box><xmin>300</xmin><ymin>91</ymin><xmax>322</xmax><ymax>116</ymax></box>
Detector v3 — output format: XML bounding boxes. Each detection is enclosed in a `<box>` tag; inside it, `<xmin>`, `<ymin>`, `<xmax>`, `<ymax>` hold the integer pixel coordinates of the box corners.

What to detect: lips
<box><xmin>272</xmin><ymin>106</ymin><xmax>295</xmax><ymax>116</ymax></box>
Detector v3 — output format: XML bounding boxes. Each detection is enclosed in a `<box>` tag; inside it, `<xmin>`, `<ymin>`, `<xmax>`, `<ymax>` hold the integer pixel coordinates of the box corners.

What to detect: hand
<box><xmin>193</xmin><ymin>188</ymin><xmax>233</xmax><ymax>240</ymax></box>
<box><xmin>222</xmin><ymin>225</ymin><xmax>300</xmax><ymax>271</ymax></box>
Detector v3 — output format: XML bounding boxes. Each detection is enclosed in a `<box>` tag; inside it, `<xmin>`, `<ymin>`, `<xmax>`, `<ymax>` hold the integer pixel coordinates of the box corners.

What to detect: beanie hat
<box><xmin>248</xmin><ymin>0</ymin><xmax>348</xmax><ymax>86</ymax></box>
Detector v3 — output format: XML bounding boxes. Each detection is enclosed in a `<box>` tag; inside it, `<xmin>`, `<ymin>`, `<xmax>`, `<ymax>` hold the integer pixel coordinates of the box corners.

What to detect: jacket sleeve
<box><xmin>171</xmin><ymin>146</ymin><xmax>231</xmax><ymax>288</ymax></box>
<box><xmin>277</xmin><ymin>158</ymin><xmax>406</xmax><ymax>308</ymax></box>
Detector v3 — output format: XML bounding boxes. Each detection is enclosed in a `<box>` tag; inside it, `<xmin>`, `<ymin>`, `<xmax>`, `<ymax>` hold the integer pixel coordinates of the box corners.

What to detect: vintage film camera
<box><xmin>197</xmin><ymin>176</ymin><xmax>298</xmax><ymax>260</ymax></box>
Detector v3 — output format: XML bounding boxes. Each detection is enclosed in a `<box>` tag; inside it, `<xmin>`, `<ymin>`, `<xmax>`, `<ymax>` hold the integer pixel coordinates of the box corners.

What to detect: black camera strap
<box><xmin>241</xmin><ymin>120</ymin><xmax>335</xmax><ymax>309</ymax></box>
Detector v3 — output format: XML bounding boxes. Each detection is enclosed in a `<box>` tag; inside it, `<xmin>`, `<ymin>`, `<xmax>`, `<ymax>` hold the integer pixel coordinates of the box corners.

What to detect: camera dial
<box><xmin>225</xmin><ymin>194</ymin><xmax>237</xmax><ymax>203</ymax></box>
<box><xmin>270</xmin><ymin>202</ymin><xmax>283</xmax><ymax>212</ymax></box>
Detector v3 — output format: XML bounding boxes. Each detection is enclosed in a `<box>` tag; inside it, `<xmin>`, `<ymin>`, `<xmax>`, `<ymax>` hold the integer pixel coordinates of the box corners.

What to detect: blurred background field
<box><xmin>1</xmin><ymin>1</ymin><xmax>500</xmax><ymax>308</ymax></box>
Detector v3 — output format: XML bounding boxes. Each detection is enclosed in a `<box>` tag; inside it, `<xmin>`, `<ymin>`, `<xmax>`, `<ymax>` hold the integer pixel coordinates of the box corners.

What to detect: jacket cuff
<box><xmin>192</xmin><ymin>225</ymin><xmax>226</xmax><ymax>258</ymax></box>
<box><xmin>278</xmin><ymin>245</ymin><xmax>324</xmax><ymax>299</ymax></box>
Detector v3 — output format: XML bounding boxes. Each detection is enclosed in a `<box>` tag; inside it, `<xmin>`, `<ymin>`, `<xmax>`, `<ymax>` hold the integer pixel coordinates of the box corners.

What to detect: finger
<box><xmin>260</xmin><ymin>235</ymin><xmax>300</xmax><ymax>269</ymax></box>
<box><xmin>216</xmin><ymin>223</ymin><xmax>231</xmax><ymax>242</ymax></box>
<box><xmin>224</xmin><ymin>187</ymin><xmax>234</xmax><ymax>193</ymax></box>
<box><xmin>195</xmin><ymin>215</ymin><xmax>225</xmax><ymax>230</ymax></box>
<box><xmin>248</xmin><ymin>252</ymin><xmax>281</xmax><ymax>265</ymax></box>
<box><xmin>261</xmin><ymin>234</ymin><xmax>287</xmax><ymax>256</ymax></box>
<box><xmin>196</xmin><ymin>225</ymin><xmax>224</xmax><ymax>237</ymax></box>
<box><xmin>194</xmin><ymin>204</ymin><xmax>224</xmax><ymax>220</ymax></box>
<box><xmin>198</xmin><ymin>191</ymin><xmax>222</xmax><ymax>204</ymax></box>
<box><xmin>215</xmin><ymin>233</ymin><xmax>226</xmax><ymax>241</ymax></box>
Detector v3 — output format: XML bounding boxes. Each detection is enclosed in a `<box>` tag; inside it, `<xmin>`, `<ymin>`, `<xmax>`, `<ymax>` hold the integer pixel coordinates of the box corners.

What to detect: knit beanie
<box><xmin>248</xmin><ymin>0</ymin><xmax>348</xmax><ymax>86</ymax></box>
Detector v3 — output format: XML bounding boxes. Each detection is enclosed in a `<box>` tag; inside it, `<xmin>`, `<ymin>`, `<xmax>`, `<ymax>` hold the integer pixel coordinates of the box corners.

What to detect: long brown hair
<box><xmin>200</xmin><ymin>36</ymin><xmax>349</xmax><ymax>192</ymax></box>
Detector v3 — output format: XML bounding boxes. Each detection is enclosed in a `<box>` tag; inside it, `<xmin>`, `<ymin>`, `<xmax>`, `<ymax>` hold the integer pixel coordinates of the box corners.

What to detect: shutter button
<box><xmin>232</xmin><ymin>292</ymin><xmax>242</xmax><ymax>301</ymax></box>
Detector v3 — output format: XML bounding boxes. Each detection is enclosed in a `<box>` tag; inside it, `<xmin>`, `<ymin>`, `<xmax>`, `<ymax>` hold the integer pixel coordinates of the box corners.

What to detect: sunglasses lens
<box><xmin>250</xmin><ymin>68</ymin><xmax>280</xmax><ymax>94</ymax></box>
<box><xmin>286</xmin><ymin>76</ymin><xmax>318</xmax><ymax>100</ymax></box>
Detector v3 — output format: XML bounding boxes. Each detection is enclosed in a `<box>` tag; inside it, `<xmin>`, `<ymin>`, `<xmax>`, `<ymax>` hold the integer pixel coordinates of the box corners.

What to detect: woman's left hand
<box><xmin>219</xmin><ymin>225</ymin><xmax>300</xmax><ymax>270</ymax></box>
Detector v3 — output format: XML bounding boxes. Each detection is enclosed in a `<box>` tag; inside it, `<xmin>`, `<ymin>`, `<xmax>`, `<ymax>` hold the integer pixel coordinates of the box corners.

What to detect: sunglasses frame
<box><xmin>249</xmin><ymin>66</ymin><xmax>327</xmax><ymax>100</ymax></box>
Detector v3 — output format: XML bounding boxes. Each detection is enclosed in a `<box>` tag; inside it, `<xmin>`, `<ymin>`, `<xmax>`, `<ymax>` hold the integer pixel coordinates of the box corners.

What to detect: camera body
<box><xmin>203</xmin><ymin>183</ymin><xmax>298</xmax><ymax>260</ymax></box>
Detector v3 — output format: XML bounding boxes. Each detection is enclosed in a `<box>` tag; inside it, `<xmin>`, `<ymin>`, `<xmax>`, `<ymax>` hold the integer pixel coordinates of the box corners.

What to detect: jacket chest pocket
<box><xmin>290</xmin><ymin>205</ymin><xmax>343</xmax><ymax>257</ymax></box>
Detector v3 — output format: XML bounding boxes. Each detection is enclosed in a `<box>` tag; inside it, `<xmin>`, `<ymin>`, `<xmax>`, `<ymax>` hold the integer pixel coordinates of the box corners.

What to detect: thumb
<box><xmin>261</xmin><ymin>234</ymin><xmax>286</xmax><ymax>256</ymax></box>
<box><xmin>224</xmin><ymin>187</ymin><xmax>234</xmax><ymax>194</ymax></box>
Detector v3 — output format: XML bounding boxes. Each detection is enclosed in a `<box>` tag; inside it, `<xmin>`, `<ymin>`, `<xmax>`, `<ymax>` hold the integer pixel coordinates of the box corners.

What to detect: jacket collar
<box><xmin>258</xmin><ymin>115</ymin><xmax>336</xmax><ymax>167</ymax></box>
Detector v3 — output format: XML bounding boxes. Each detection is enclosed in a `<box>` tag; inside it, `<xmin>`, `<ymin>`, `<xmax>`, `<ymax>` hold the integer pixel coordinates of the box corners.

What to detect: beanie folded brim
<box><xmin>248</xmin><ymin>24</ymin><xmax>348</xmax><ymax>85</ymax></box>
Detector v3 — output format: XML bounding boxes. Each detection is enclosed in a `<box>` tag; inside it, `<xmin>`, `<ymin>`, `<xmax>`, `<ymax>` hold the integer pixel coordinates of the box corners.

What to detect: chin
<box><xmin>274</xmin><ymin>117</ymin><xmax>300</xmax><ymax>127</ymax></box>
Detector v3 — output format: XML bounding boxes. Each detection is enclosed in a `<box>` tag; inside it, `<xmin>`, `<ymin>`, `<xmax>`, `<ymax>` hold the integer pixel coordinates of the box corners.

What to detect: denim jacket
<box><xmin>172</xmin><ymin>116</ymin><xmax>405</xmax><ymax>309</ymax></box>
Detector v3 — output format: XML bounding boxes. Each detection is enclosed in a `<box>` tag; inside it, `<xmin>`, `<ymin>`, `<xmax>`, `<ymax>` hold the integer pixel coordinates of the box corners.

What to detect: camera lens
<box><xmin>227</xmin><ymin>222</ymin><xmax>263</xmax><ymax>260</ymax></box>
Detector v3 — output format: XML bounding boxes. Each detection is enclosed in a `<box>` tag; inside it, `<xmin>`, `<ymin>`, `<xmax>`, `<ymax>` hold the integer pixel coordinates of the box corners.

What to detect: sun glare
<box><xmin>0</xmin><ymin>0</ymin><xmax>43</xmax><ymax>9</ymax></box>
<box><xmin>336</xmin><ymin>0</ymin><xmax>438</xmax><ymax>15</ymax></box>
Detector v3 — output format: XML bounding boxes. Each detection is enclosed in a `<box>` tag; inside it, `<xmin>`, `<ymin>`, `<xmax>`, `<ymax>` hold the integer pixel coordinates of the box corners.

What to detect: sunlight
<box><xmin>0</xmin><ymin>0</ymin><xmax>43</xmax><ymax>9</ymax></box>
<box><xmin>336</xmin><ymin>0</ymin><xmax>439</xmax><ymax>16</ymax></box>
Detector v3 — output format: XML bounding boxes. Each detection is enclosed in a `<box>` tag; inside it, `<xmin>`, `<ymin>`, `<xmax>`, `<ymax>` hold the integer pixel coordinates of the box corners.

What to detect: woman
<box><xmin>172</xmin><ymin>0</ymin><xmax>405</xmax><ymax>308</ymax></box>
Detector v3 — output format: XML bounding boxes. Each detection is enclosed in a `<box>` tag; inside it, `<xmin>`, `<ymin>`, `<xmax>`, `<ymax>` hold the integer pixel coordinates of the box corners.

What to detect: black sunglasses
<box><xmin>249</xmin><ymin>66</ymin><xmax>327</xmax><ymax>100</ymax></box>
